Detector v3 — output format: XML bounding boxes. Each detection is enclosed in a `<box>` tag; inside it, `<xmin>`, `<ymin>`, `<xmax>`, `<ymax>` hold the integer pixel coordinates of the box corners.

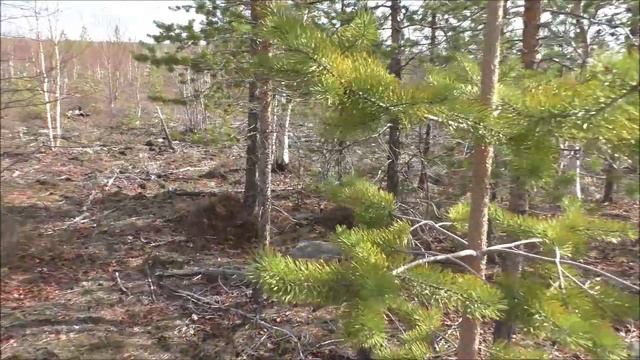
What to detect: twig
<box><xmin>392</xmin><ymin>238</ymin><xmax>544</xmax><ymax>275</ymax></box>
<box><xmin>385</xmin><ymin>310</ymin><xmax>406</xmax><ymax>336</ymax></box>
<box><xmin>396</xmin><ymin>213</ymin><xmax>468</xmax><ymax>246</ymax></box>
<box><xmin>148</xmin><ymin>239</ymin><xmax>174</xmax><ymax>247</ymax></box>
<box><xmin>59</xmin><ymin>212</ymin><xmax>90</xmax><ymax>229</ymax></box>
<box><xmin>313</xmin><ymin>338</ymin><xmax>344</xmax><ymax>349</ymax></box>
<box><xmin>561</xmin><ymin>268</ymin><xmax>596</xmax><ymax>295</ymax></box>
<box><xmin>272</xmin><ymin>204</ymin><xmax>304</xmax><ymax>224</ymax></box>
<box><xmin>81</xmin><ymin>189</ymin><xmax>97</xmax><ymax>212</ymax></box>
<box><xmin>425</xmin><ymin>251</ymin><xmax>483</xmax><ymax>278</ymax></box>
<box><xmin>154</xmin><ymin>267</ymin><xmax>247</xmax><ymax>281</ymax></box>
<box><xmin>105</xmin><ymin>171</ymin><xmax>118</xmax><ymax>191</ymax></box>
<box><xmin>555</xmin><ymin>247</ymin><xmax>565</xmax><ymax>293</ymax></box>
<box><xmin>114</xmin><ymin>271</ymin><xmax>130</xmax><ymax>296</ymax></box>
<box><xmin>496</xmin><ymin>248</ymin><xmax>640</xmax><ymax>293</ymax></box>
<box><xmin>145</xmin><ymin>264</ymin><xmax>157</xmax><ymax>303</ymax></box>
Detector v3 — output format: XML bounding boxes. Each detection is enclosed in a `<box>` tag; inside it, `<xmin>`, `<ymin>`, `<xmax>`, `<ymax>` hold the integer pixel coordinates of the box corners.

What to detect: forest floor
<box><xmin>1</xmin><ymin>120</ymin><xmax>638</xmax><ymax>359</ymax></box>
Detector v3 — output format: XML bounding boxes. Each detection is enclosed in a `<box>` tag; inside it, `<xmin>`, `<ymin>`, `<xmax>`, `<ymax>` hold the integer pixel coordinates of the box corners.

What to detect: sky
<box><xmin>1</xmin><ymin>1</ymin><xmax>200</xmax><ymax>41</ymax></box>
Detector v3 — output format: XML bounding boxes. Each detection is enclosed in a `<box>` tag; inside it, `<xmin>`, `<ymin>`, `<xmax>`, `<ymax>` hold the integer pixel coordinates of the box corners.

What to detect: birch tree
<box><xmin>34</xmin><ymin>3</ymin><xmax>54</xmax><ymax>148</ymax></box>
<box><xmin>273</xmin><ymin>92</ymin><xmax>292</xmax><ymax>172</ymax></box>
<box><xmin>48</xmin><ymin>11</ymin><xmax>64</xmax><ymax>145</ymax></box>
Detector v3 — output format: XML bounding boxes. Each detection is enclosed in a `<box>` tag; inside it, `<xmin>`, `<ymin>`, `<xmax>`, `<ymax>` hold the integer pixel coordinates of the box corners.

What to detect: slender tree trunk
<box><xmin>254</xmin><ymin>0</ymin><xmax>274</xmax><ymax>245</ymax></box>
<box><xmin>9</xmin><ymin>54</ymin><xmax>15</xmax><ymax>79</ymax></box>
<box><xmin>244</xmin><ymin>81</ymin><xmax>259</xmax><ymax>210</ymax></box>
<box><xmin>243</xmin><ymin>1</ymin><xmax>261</xmax><ymax>211</ymax></box>
<box><xmin>418</xmin><ymin>9</ymin><xmax>437</xmax><ymax>198</ymax></box>
<box><xmin>561</xmin><ymin>0</ymin><xmax>587</xmax><ymax>199</ymax></box>
<box><xmin>565</xmin><ymin>144</ymin><xmax>582</xmax><ymax>199</ymax></box>
<box><xmin>493</xmin><ymin>0</ymin><xmax>541</xmax><ymax>342</ymax></box>
<box><xmin>417</xmin><ymin>121</ymin><xmax>431</xmax><ymax>192</ymax></box>
<box><xmin>457</xmin><ymin>1</ymin><xmax>503</xmax><ymax>359</ymax></box>
<box><xmin>602</xmin><ymin>159</ymin><xmax>617</xmax><ymax>203</ymax></box>
<box><xmin>274</xmin><ymin>94</ymin><xmax>292</xmax><ymax>172</ymax></box>
<box><xmin>38</xmin><ymin>38</ymin><xmax>54</xmax><ymax>148</ymax></box>
<box><xmin>135</xmin><ymin>63</ymin><xmax>141</xmax><ymax>118</ymax></box>
<box><xmin>128</xmin><ymin>54</ymin><xmax>133</xmax><ymax>83</ymax></box>
<box><xmin>252</xmin><ymin>8</ymin><xmax>273</xmax><ymax>246</ymax></box>
<box><xmin>107</xmin><ymin>63</ymin><xmax>115</xmax><ymax>122</ymax></box>
<box><xmin>629</xmin><ymin>1</ymin><xmax>639</xmax><ymax>52</ymax></box>
<box><xmin>386</xmin><ymin>0</ymin><xmax>402</xmax><ymax>198</ymax></box>
<box><xmin>270</xmin><ymin>92</ymin><xmax>280</xmax><ymax>156</ymax></box>
<box><xmin>53</xmin><ymin>39</ymin><xmax>62</xmax><ymax>146</ymax></box>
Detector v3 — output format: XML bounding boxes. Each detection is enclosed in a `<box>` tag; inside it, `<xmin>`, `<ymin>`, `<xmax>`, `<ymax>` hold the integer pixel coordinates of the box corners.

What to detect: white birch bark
<box><xmin>135</xmin><ymin>62</ymin><xmax>141</xmax><ymax>118</ymax></box>
<box><xmin>36</xmin><ymin>27</ymin><xmax>54</xmax><ymax>148</ymax></box>
<box><xmin>566</xmin><ymin>144</ymin><xmax>582</xmax><ymax>199</ymax></box>
<box><xmin>274</xmin><ymin>94</ymin><xmax>292</xmax><ymax>171</ymax></box>
<box><xmin>53</xmin><ymin>38</ymin><xmax>62</xmax><ymax>145</ymax></box>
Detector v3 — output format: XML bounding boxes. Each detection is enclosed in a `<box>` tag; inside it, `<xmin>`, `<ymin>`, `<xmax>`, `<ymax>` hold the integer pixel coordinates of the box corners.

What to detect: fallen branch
<box><xmin>114</xmin><ymin>271</ymin><xmax>130</xmax><ymax>296</ymax></box>
<box><xmin>155</xmin><ymin>106</ymin><xmax>175</xmax><ymax>151</ymax></box>
<box><xmin>170</xmin><ymin>188</ymin><xmax>243</xmax><ymax>197</ymax></box>
<box><xmin>155</xmin><ymin>267</ymin><xmax>247</xmax><ymax>282</ymax></box>
<box><xmin>59</xmin><ymin>212</ymin><xmax>90</xmax><ymax>229</ymax></box>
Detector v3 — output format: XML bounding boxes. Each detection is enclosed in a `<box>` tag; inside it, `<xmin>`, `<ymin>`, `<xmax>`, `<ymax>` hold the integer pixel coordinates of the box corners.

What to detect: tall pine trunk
<box><xmin>386</xmin><ymin>0</ymin><xmax>402</xmax><ymax>198</ymax></box>
<box><xmin>457</xmin><ymin>1</ymin><xmax>503</xmax><ymax>358</ymax></box>
<box><xmin>244</xmin><ymin>2</ymin><xmax>261</xmax><ymax>211</ymax></box>
<box><xmin>254</xmin><ymin>0</ymin><xmax>274</xmax><ymax>245</ymax></box>
<box><xmin>494</xmin><ymin>0</ymin><xmax>541</xmax><ymax>342</ymax></box>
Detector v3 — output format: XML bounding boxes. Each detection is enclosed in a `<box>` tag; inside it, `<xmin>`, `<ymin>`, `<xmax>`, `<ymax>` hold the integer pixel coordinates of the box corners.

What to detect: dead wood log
<box><xmin>155</xmin><ymin>106</ymin><xmax>175</xmax><ymax>151</ymax></box>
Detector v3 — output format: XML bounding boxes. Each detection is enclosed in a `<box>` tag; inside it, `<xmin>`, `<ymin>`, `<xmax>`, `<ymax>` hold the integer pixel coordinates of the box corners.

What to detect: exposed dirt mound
<box><xmin>314</xmin><ymin>205</ymin><xmax>355</xmax><ymax>231</ymax></box>
<box><xmin>184</xmin><ymin>192</ymin><xmax>257</xmax><ymax>249</ymax></box>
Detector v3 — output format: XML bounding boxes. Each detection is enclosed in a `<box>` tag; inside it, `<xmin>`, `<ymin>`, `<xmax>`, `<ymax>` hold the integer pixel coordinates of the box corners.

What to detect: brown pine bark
<box><xmin>602</xmin><ymin>159</ymin><xmax>617</xmax><ymax>203</ymax></box>
<box><xmin>456</xmin><ymin>1</ymin><xmax>503</xmax><ymax>359</ymax></box>
<box><xmin>386</xmin><ymin>0</ymin><xmax>402</xmax><ymax>198</ymax></box>
<box><xmin>493</xmin><ymin>0</ymin><xmax>541</xmax><ymax>342</ymax></box>
<box><xmin>254</xmin><ymin>0</ymin><xmax>274</xmax><ymax>245</ymax></box>
<box><xmin>243</xmin><ymin>1</ymin><xmax>261</xmax><ymax>211</ymax></box>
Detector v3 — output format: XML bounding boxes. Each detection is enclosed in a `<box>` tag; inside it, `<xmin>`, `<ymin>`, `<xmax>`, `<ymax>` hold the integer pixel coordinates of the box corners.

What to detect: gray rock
<box><xmin>290</xmin><ymin>241</ymin><xmax>342</xmax><ymax>260</ymax></box>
